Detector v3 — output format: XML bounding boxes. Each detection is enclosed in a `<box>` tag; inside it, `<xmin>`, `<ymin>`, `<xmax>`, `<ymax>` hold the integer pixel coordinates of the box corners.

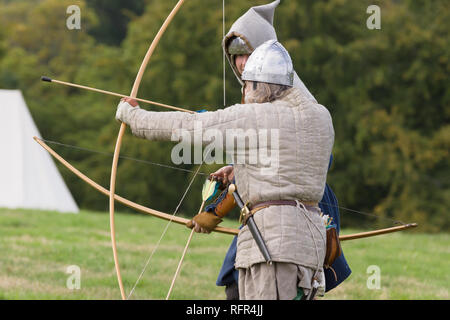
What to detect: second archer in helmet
<box><xmin>222</xmin><ymin>0</ymin><xmax>316</xmax><ymax>103</ymax></box>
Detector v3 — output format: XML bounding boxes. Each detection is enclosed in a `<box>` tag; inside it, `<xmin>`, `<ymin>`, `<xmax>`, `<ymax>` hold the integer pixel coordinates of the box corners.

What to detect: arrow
<box><xmin>41</xmin><ymin>76</ymin><xmax>194</xmax><ymax>113</ymax></box>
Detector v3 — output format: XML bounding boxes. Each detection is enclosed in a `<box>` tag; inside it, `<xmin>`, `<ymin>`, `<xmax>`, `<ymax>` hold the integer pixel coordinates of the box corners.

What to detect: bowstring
<box><xmin>223</xmin><ymin>0</ymin><xmax>226</xmax><ymax>108</ymax></box>
<box><xmin>40</xmin><ymin>138</ymin><xmax>208</xmax><ymax>176</ymax></box>
<box><xmin>163</xmin><ymin>143</ymin><xmax>214</xmax><ymax>299</ymax></box>
<box><xmin>127</xmin><ymin>163</ymin><xmax>204</xmax><ymax>299</ymax></box>
<box><xmin>318</xmin><ymin>201</ymin><xmax>406</xmax><ymax>226</ymax></box>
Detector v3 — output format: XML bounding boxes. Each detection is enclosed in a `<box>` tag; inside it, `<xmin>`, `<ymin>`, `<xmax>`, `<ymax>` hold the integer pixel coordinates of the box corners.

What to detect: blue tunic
<box><xmin>210</xmin><ymin>156</ymin><xmax>352</xmax><ymax>292</ymax></box>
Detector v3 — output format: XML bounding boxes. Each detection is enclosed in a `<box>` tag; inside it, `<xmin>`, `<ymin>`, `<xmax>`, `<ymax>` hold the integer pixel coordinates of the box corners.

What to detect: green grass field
<box><xmin>0</xmin><ymin>208</ymin><xmax>448</xmax><ymax>300</ymax></box>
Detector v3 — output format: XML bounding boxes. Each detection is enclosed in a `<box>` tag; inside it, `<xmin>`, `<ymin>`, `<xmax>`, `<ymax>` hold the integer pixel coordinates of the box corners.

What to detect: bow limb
<box><xmin>165</xmin><ymin>206</ymin><xmax>202</xmax><ymax>300</ymax></box>
<box><xmin>165</xmin><ymin>178</ymin><xmax>216</xmax><ymax>300</ymax></box>
<box><xmin>109</xmin><ymin>0</ymin><xmax>187</xmax><ymax>300</ymax></box>
<box><xmin>33</xmin><ymin>136</ymin><xmax>239</xmax><ymax>237</ymax></box>
<box><xmin>339</xmin><ymin>223</ymin><xmax>417</xmax><ymax>241</ymax></box>
<box><xmin>109</xmin><ymin>124</ymin><xmax>127</xmax><ymax>299</ymax></box>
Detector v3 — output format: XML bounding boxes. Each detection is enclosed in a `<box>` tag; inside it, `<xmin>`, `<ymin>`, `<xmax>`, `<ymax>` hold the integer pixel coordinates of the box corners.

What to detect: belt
<box><xmin>251</xmin><ymin>200</ymin><xmax>318</xmax><ymax>214</ymax></box>
<box><xmin>240</xmin><ymin>200</ymin><xmax>319</xmax><ymax>224</ymax></box>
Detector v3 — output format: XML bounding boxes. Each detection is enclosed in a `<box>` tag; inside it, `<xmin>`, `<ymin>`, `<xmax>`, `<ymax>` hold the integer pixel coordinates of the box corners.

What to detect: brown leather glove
<box><xmin>186</xmin><ymin>211</ymin><xmax>222</xmax><ymax>233</ymax></box>
<box><xmin>185</xmin><ymin>188</ymin><xmax>237</xmax><ymax>233</ymax></box>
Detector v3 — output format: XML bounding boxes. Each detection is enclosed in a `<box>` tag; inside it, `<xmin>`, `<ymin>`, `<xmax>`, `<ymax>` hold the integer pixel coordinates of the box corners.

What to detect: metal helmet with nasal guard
<box><xmin>241</xmin><ymin>40</ymin><xmax>294</xmax><ymax>87</ymax></box>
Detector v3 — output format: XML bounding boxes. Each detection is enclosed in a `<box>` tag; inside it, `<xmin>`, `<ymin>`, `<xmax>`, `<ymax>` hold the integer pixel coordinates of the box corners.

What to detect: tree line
<box><xmin>0</xmin><ymin>0</ymin><xmax>448</xmax><ymax>232</ymax></box>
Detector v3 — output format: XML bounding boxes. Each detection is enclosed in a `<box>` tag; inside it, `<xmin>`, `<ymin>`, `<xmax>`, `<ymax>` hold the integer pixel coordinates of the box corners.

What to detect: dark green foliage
<box><xmin>86</xmin><ymin>0</ymin><xmax>146</xmax><ymax>46</ymax></box>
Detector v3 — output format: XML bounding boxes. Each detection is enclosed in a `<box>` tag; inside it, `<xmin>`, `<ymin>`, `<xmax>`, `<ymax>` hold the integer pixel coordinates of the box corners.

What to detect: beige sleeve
<box><xmin>116</xmin><ymin>101</ymin><xmax>255</xmax><ymax>147</ymax></box>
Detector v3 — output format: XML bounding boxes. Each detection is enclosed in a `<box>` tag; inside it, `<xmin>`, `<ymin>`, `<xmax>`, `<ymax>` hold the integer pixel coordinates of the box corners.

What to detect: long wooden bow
<box><xmin>35</xmin><ymin>134</ymin><xmax>418</xmax><ymax>249</ymax></box>
<box><xmin>108</xmin><ymin>0</ymin><xmax>187</xmax><ymax>300</ymax></box>
<box><xmin>34</xmin><ymin>136</ymin><xmax>418</xmax><ymax>240</ymax></box>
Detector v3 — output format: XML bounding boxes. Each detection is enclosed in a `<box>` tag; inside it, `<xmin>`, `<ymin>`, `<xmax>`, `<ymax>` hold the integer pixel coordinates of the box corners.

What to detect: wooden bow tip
<box><xmin>339</xmin><ymin>222</ymin><xmax>418</xmax><ymax>241</ymax></box>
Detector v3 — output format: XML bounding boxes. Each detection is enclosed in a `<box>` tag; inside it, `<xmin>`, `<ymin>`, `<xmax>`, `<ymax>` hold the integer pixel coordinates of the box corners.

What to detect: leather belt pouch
<box><xmin>324</xmin><ymin>226</ymin><xmax>342</xmax><ymax>267</ymax></box>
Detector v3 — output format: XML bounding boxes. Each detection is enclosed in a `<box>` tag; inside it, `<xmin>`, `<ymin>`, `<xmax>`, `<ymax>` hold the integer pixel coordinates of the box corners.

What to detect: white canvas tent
<box><xmin>0</xmin><ymin>89</ymin><xmax>79</xmax><ymax>213</ymax></box>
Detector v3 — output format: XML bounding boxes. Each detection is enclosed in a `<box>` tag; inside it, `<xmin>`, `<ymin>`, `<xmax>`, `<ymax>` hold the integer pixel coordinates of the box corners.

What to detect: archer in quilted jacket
<box><xmin>116</xmin><ymin>39</ymin><xmax>334</xmax><ymax>299</ymax></box>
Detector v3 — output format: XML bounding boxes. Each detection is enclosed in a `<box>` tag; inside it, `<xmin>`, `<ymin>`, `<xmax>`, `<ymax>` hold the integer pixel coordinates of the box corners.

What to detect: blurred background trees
<box><xmin>0</xmin><ymin>0</ymin><xmax>448</xmax><ymax>231</ymax></box>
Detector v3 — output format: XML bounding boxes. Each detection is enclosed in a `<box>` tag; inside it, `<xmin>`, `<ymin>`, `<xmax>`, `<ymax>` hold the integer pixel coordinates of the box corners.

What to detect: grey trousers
<box><xmin>238</xmin><ymin>262</ymin><xmax>323</xmax><ymax>300</ymax></box>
